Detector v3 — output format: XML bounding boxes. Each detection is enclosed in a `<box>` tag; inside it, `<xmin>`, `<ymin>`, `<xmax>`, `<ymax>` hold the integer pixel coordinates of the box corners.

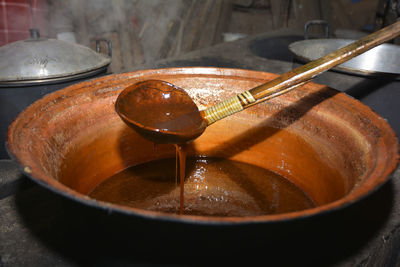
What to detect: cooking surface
<box><xmin>1</xmin><ymin>29</ymin><xmax>400</xmax><ymax>266</ymax></box>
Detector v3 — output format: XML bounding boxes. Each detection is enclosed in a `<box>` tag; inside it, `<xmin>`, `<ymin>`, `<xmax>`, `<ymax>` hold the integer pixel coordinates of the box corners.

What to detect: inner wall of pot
<box><xmin>58</xmin><ymin>106</ymin><xmax>362</xmax><ymax>207</ymax></box>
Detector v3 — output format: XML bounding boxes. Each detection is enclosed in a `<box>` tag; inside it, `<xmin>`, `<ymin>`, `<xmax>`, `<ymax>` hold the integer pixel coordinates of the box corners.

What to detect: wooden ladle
<box><xmin>115</xmin><ymin>21</ymin><xmax>400</xmax><ymax>144</ymax></box>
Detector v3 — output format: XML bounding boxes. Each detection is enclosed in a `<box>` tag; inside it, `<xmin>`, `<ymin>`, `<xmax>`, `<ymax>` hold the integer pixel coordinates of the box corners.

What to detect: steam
<box><xmin>6</xmin><ymin>0</ymin><xmax>231</xmax><ymax>72</ymax></box>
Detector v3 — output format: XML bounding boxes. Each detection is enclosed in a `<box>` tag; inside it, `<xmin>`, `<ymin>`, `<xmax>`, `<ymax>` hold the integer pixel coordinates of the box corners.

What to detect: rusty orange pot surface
<box><xmin>6</xmin><ymin>67</ymin><xmax>399</xmax><ymax>224</ymax></box>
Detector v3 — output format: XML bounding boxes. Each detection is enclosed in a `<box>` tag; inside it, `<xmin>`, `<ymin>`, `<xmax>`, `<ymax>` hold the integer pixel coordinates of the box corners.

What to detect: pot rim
<box><xmin>6</xmin><ymin>67</ymin><xmax>400</xmax><ymax>225</ymax></box>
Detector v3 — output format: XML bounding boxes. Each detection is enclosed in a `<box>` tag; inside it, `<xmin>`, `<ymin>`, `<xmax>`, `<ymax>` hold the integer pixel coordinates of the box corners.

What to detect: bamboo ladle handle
<box><xmin>200</xmin><ymin>20</ymin><xmax>400</xmax><ymax>125</ymax></box>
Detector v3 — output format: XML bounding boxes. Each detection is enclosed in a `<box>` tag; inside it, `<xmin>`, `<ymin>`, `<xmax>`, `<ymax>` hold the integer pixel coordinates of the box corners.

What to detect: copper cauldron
<box><xmin>6</xmin><ymin>67</ymin><xmax>399</xmax><ymax>225</ymax></box>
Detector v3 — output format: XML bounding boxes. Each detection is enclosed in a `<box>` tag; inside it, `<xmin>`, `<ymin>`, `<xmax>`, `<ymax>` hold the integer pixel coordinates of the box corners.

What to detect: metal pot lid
<box><xmin>0</xmin><ymin>36</ymin><xmax>111</xmax><ymax>84</ymax></box>
<box><xmin>289</xmin><ymin>38</ymin><xmax>400</xmax><ymax>78</ymax></box>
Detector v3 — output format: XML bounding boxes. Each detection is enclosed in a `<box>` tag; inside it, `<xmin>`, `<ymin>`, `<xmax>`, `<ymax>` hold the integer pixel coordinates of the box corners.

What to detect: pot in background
<box><xmin>289</xmin><ymin>38</ymin><xmax>400</xmax><ymax>78</ymax></box>
<box><xmin>0</xmin><ymin>29</ymin><xmax>111</xmax><ymax>159</ymax></box>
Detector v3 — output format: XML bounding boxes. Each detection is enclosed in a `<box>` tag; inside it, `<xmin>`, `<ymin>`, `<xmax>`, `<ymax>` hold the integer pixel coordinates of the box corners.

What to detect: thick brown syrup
<box><xmin>89</xmin><ymin>156</ymin><xmax>315</xmax><ymax>217</ymax></box>
<box><xmin>115</xmin><ymin>80</ymin><xmax>207</xmax><ymax>144</ymax></box>
<box><xmin>175</xmin><ymin>144</ymin><xmax>186</xmax><ymax>215</ymax></box>
<box><xmin>112</xmin><ymin>80</ymin><xmax>316</xmax><ymax>217</ymax></box>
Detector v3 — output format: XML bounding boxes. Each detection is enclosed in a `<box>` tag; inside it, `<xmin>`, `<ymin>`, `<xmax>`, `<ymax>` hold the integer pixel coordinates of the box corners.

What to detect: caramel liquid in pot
<box><xmin>111</xmin><ymin>80</ymin><xmax>316</xmax><ymax>216</ymax></box>
<box><xmin>89</xmin><ymin>155</ymin><xmax>315</xmax><ymax>217</ymax></box>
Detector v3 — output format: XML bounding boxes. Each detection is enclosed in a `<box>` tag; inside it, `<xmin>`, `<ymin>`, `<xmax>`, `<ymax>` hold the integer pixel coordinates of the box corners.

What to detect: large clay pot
<box><xmin>6</xmin><ymin>67</ymin><xmax>398</xmax><ymax>224</ymax></box>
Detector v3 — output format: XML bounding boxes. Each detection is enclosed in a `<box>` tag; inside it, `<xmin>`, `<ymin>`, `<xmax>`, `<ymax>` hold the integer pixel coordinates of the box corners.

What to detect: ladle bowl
<box><xmin>6</xmin><ymin>67</ymin><xmax>399</xmax><ymax>224</ymax></box>
<box><xmin>115</xmin><ymin>80</ymin><xmax>207</xmax><ymax>144</ymax></box>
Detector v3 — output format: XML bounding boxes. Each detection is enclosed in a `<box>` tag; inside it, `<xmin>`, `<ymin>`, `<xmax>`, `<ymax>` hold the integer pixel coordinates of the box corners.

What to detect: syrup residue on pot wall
<box><xmin>58</xmin><ymin>120</ymin><xmax>347</xmax><ymax>217</ymax></box>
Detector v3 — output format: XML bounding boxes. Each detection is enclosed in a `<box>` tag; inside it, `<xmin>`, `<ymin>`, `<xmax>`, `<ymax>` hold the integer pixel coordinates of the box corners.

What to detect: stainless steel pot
<box><xmin>289</xmin><ymin>38</ymin><xmax>400</xmax><ymax>78</ymax></box>
<box><xmin>0</xmin><ymin>30</ymin><xmax>111</xmax><ymax>159</ymax></box>
<box><xmin>0</xmin><ymin>29</ymin><xmax>111</xmax><ymax>86</ymax></box>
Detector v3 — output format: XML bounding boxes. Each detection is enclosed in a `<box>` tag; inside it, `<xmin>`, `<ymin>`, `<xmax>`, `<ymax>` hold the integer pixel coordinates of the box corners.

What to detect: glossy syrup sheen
<box><xmin>115</xmin><ymin>80</ymin><xmax>207</xmax><ymax>144</ymax></box>
<box><xmin>89</xmin><ymin>157</ymin><xmax>316</xmax><ymax>217</ymax></box>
